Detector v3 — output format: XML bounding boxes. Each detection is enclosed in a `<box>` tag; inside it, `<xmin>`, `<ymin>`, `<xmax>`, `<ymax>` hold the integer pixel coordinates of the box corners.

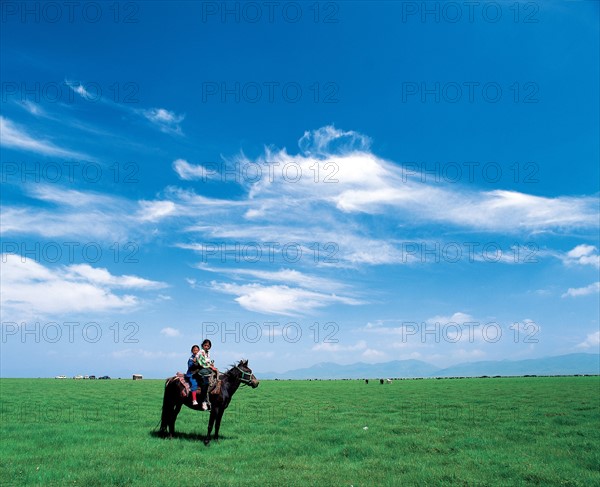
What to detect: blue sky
<box><xmin>1</xmin><ymin>0</ymin><xmax>598</xmax><ymax>378</ymax></box>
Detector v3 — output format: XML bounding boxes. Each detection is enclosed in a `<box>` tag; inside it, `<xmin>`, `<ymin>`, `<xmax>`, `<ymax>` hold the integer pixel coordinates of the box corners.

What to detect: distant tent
<box><xmin>132</xmin><ymin>374</ymin><xmax>143</xmax><ymax>380</ymax></box>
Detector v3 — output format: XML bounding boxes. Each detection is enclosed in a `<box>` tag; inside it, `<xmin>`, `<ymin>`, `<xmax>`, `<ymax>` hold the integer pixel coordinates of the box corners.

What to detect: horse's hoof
<box><xmin>203</xmin><ymin>439</ymin><xmax>210</xmax><ymax>446</ymax></box>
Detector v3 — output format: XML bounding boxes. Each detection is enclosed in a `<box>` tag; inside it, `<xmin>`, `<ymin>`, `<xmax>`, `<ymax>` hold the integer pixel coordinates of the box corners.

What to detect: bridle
<box><xmin>235</xmin><ymin>365</ymin><xmax>255</xmax><ymax>385</ymax></box>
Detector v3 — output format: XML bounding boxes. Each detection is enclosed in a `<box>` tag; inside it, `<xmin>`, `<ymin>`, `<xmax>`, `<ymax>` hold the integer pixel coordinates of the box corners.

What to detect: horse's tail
<box><xmin>160</xmin><ymin>379</ymin><xmax>174</xmax><ymax>434</ymax></box>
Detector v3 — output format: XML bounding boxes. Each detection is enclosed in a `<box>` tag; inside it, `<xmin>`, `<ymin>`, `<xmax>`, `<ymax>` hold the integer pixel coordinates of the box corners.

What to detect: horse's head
<box><xmin>235</xmin><ymin>359</ymin><xmax>259</xmax><ymax>388</ymax></box>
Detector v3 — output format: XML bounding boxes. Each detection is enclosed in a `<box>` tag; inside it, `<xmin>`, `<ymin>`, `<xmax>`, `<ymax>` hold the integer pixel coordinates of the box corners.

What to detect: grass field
<box><xmin>0</xmin><ymin>376</ymin><xmax>598</xmax><ymax>486</ymax></box>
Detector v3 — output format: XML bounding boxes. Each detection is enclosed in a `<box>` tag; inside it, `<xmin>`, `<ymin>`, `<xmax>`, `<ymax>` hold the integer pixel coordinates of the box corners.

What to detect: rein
<box><xmin>234</xmin><ymin>365</ymin><xmax>254</xmax><ymax>385</ymax></box>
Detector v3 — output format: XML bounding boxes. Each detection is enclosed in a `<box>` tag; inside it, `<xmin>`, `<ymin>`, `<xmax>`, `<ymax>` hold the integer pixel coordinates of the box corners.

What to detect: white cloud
<box><xmin>298</xmin><ymin>125</ymin><xmax>372</xmax><ymax>156</ymax></box>
<box><xmin>0</xmin><ymin>116</ymin><xmax>88</xmax><ymax>159</ymax></box>
<box><xmin>195</xmin><ymin>265</ymin><xmax>345</xmax><ymax>292</ymax></box>
<box><xmin>64</xmin><ymin>80</ymin><xmax>185</xmax><ymax>137</ymax></box>
<box><xmin>19</xmin><ymin>100</ymin><xmax>46</xmax><ymax>117</ymax></box>
<box><xmin>27</xmin><ymin>185</ymin><xmax>118</xmax><ymax>208</ymax></box>
<box><xmin>160</xmin><ymin>327</ymin><xmax>181</xmax><ymax>337</ymax></box>
<box><xmin>1</xmin><ymin>207</ymin><xmax>127</xmax><ymax>241</ymax></box>
<box><xmin>65</xmin><ymin>264</ymin><xmax>167</xmax><ymax>290</ymax></box>
<box><xmin>362</xmin><ymin>348</ymin><xmax>387</xmax><ymax>360</ymax></box>
<box><xmin>167</xmin><ymin>127</ymin><xmax>598</xmax><ymax>273</ymax></box>
<box><xmin>426</xmin><ymin>312</ymin><xmax>475</xmax><ymax>325</ymax></box>
<box><xmin>64</xmin><ymin>80</ymin><xmax>94</xmax><ymax>100</ymax></box>
<box><xmin>173</xmin><ymin>159</ymin><xmax>216</xmax><ymax>181</ymax></box>
<box><xmin>562</xmin><ymin>282</ymin><xmax>600</xmax><ymax>298</ymax></box>
<box><xmin>576</xmin><ymin>331</ymin><xmax>600</xmax><ymax>349</ymax></box>
<box><xmin>0</xmin><ymin>254</ymin><xmax>159</xmax><ymax>317</ymax></box>
<box><xmin>142</xmin><ymin>108</ymin><xmax>185</xmax><ymax>134</ymax></box>
<box><xmin>209</xmin><ymin>281</ymin><xmax>361</xmax><ymax>316</ymax></box>
<box><xmin>1</xmin><ymin>185</ymin><xmax>137</xmax><ymax>240</ymax></box>
<box><xmin>162</xmin><ymin>186</ymin><xmax>247</xmax><ymax>211</ymax></box>
<box><xmin>137</xmin><ymin>200</ymin><xmax>178</xmax><ymax>222</ymax></box>
<box><xmin>562</xmin><ymin>245</ymin><xmax>600</xmax><ymax>268</ymax></box>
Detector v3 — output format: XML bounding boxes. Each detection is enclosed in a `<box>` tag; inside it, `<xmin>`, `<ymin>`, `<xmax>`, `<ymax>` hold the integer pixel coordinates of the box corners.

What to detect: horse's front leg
<box><xmin>204</xmin><ymin>409</ymin><xmax>216</xmax><ymax>445</ymax></box>
<box><xmin>214</xmin><ymin>410</ymin><xmax>224</xmax><ymax>441</ymax></box>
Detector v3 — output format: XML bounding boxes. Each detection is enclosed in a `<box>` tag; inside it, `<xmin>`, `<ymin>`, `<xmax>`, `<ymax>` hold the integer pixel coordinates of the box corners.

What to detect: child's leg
<box><xmin>190</xmin><ymin>376</ymin><xmax>199</xmax><ymax>404</ymax></box>
<box><xmin>199</xmin><ymin>373</ymin><xmax>210</xmax><ymax>406</ymax></box>
<box><xmin>199</xmin><ymin>379</ymin><xmax>208</xmax><ymax>401</ymax></box>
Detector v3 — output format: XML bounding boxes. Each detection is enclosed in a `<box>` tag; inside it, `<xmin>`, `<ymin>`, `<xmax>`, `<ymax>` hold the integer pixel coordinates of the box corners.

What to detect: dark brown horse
<box><xmin>159</xmin><ymin>359</ymin><xmax>259</xmax><ymax>445</ymax></box>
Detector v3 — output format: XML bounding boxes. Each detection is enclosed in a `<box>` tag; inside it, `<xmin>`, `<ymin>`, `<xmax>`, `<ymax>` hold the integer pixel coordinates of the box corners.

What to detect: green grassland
<box><xmin>1</xmin><ymin>376</ymin><xmax>598</xmax><ymax>486</ymax></box>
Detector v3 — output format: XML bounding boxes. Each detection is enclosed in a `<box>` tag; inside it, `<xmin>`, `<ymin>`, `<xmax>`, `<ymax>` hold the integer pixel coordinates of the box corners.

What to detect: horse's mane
<box><xmin>224</xmin><ymin>359</ymin><xmax>248</xmax><ymax>377</ymax></box>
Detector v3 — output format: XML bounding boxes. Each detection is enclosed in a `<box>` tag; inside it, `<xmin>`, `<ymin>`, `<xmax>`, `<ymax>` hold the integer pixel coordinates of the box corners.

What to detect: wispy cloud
<box><xmin>298</xmin><ymin>125</ymin><xmax>372</xmax><ymax>156</ymax></box>
<box><xmin>64</xmin><ymin>80</ymin><xmax>185</xmax><ymax>136</ymax></box>
<box><xmin>65</xmin><ymin>264</ymin><xmax>168</xmax><ymax>290</ymax></box>
<box><xmin>1</xmin><ymin>185</ymin><xmax>137</xmax><ymax>240</ymax></box>
<box><xmin>137</xmin><ymin>200</ymin><xmax>178</xmax><ymax>222</ymax></box>
<box><xmin>167</xmin><ymin>127</ymin><xmax>598</xmax><ymax>271</ymax></box>
<box><xmin>64</xmin><ymin>80</ymin><xmax>95</xmax><ymax>100</ymax></box>
<box><xmin>195</xmin><ymin>265</ymin><xmax>345</xmax><ymax>292</ymax></box>
<box><xmin>0</xmin><ymin>116</ymin><xmax>89</xmax><ymax>159</ymax></box>
<box><xmin>173</xmin><ymin>159</ymin><xmax>216</xmax><ymax>181</ymax></box>
<box><xmin>18</xmin><ymin>100</ymin><xmax>46</xmax><ymax>117</ymax></box>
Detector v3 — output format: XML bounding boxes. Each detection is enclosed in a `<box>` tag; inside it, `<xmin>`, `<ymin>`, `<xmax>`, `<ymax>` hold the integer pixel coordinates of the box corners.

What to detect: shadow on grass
<box><xmin>149</xmin><ymin>430</ymin><xmax>236</xmax><ymax>442</ymax></box>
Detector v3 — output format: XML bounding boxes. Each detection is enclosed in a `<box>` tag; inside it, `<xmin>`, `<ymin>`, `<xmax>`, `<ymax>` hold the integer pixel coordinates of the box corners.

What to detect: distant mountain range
<box><xmin>257</xmin><ymin>353</ymin><xmax>600</xmax><ymax>380</ymax></box>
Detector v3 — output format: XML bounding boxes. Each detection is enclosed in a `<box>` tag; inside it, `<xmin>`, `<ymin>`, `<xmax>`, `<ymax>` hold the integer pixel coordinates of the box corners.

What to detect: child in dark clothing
<box><xmin>185</xmin><ymin>344</ymin><xmax>201</xmax><ymax>405</ymax></box>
